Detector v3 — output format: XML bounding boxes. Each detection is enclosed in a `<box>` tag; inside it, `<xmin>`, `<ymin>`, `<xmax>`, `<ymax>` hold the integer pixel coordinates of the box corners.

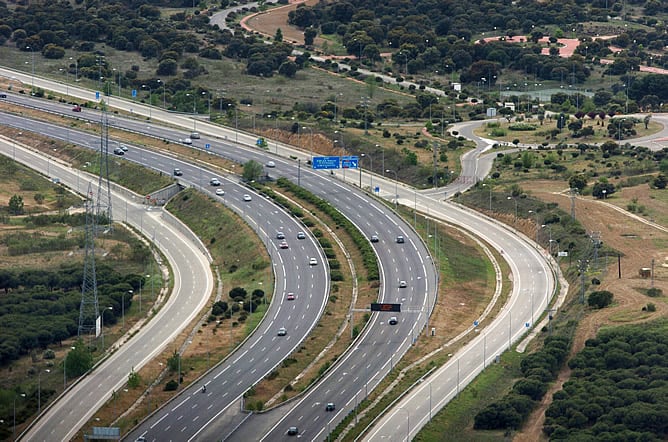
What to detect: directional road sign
<box><xmin>312</xmin><ymin>156</ymin><xmax>340</xmax><ymax>170</ymax></box>
<box><xmin>341</xmin><ymin>155</ymin><xmax>358</xmax><ymax>169</ymax></box>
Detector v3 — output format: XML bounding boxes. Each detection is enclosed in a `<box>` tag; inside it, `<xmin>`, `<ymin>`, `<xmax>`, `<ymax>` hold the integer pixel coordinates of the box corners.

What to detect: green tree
<box><xmin>568</xmin><ymin>174</ymin><xmax>587</xmax><ymax>192</ymax></box>
<box><xmin>278</xmin><ymin>61</ymin><xmax>297</xmax><ymax>78</ymax></box>
<box><xmin>65</xmin><ymin>340</ymin><xmax>93</xmax><ymax>377</ymax></box>
<box><xmin>274</xmin><ymin>28</ymin><xmax>283</xmax><ymax>43</ymax></box>
<box><xmin>8</xmin><ymin>194</ymin><xmax>24</xmax><ymax>215</ymax></box>
<box><xmin>128</xmin><ymin>369</ymin><xmax>142</xmax><ymax>388</ymax></box>
<box><xmin>304</xmin><ymin>27</ymin><xmax>317</xmax><ymax>46</ymax></box>
<box><xmin>243</xmin><ymin>160</ymin><xmax>263</xmax><ymax>182</ymax></box>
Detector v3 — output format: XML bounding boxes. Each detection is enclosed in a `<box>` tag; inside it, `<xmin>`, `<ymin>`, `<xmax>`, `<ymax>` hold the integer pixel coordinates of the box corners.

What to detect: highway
<box><xmin>0</xmin><ymin>68</ymin><xmax>556</xmax><ymax>442</ymax></box>
<box><xmin>0</xmin><ymin>110</ymin><xmax>331</xmax><ymax>441</ymax></box>
<box><xmin>0</xmin><ymin>91</ymin><xmax>436</xmax><ymax>441</ymax></box>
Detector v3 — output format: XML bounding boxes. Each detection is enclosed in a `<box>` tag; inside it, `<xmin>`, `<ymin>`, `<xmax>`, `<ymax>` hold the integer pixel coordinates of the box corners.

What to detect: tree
<box><xmin>244</xmin><ymin>160</ymin><xmax>264</xmax><ymax>181</ymax></box>
<box><xmin>8</xmin><ymin>194</ymin><xmax>24</xmax><ymax>215</ymax></box>
<box><xmin>592</xmin><ymin>182</ymin><xmax>615</xmax><ymax>199</ymax></box>
<box><xmin>278</xmin><ymin>61</ymin><xmax>297</xmax><ymax>78</ymax></box>
<box><xmin>568</xmin><ymin>174</ymin><xmax>587</xmax><ymax>192</ymax></box>
<box><xmin>274</xmin><ymin>28</ymin><xmax>283</xmax><ymax>43</ymax></box>
<box><xmin>157</xmin><ymin>59</ymin><xmax>178</xmax><ymax>76</ymax></box>
<box><xmin>499</xmin><ymin>106</ymin><xmax>514</xmax><ymax>123</ymax></box>
<box><xmin>304</xmin><ymin>27</ymin><xmax>317</xmax><ymax>46</ymax></box>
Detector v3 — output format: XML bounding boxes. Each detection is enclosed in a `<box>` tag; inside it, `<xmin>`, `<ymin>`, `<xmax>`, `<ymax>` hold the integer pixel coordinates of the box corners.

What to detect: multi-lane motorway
<box><xmin>0</xmin><ymin>66</ymin><xmax>560</xmax><ymax>441</ymax></box>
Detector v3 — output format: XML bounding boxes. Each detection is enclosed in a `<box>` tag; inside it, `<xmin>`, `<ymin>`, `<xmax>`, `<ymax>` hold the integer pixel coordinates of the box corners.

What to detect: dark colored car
<box><xmin>287</xmin><ymin>427</ymin><xmax>298</xmax><ymax>436</ymax></box>
<box><xmin>325</xmin><ymin>402</ymin><xmax>335</xmax><ymax>411</ymax></box>
<box><xmin>173</xmin><ymin>168</ymin><xmax>183</xmax><ymax>176</ymax></box>
<box><xmin>396</xmin><ymin>235</ymin><xmax>405</xmax><ymax>243</ymax></box>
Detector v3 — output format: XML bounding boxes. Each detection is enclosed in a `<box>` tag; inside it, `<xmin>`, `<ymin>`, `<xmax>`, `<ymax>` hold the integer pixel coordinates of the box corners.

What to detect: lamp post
<box><xmin>359</xmin><ymin>153</ymin><xmax>365</xmax><ymax>188</ymax></box>
<box><xmin>617</xmin><ymin>118</ymin><xmax>625</xmax><ymax>148</ymax></box>
<box><xmin>13</xmin><ymin>393</ymin><xmax>26</xmax><ymax>438</ymax></box>
<box><xmin>124</xmin><ymin>290</ymin><xmax>131</xmax><ymax>329</ymax></box>
<box><xmin>141</xmin><ymin>85</ymin><xmax>152</xmax><ymax>119</ymax></box>
<box><xmin>482</xmin><ymin>183</ymin><xmax>492</xmax><ymax>211</ymax></box>
<box><xmin>302</xmin><ymin>126</ymin><xmax>313</xmax><ymax>160</ymax></box>
<box><xmin>399</xmin><ymin>52</ymin><xmax>408</xmax><ymax>76</ymax></box>
<box><xmin>202</xmin><ymin>91</ymin><xmax>210</xmax><ymax>120</ymax></box>
<box><xmin>38</xmin><ymin>369</ymin><xmax>50</xmax><ymax>414</ymax></box>
<box><xmin>541</xmin><ymin>224</ymin><xmax>553</xmax><ymax>254</ymax></box>
<box><xmin>507</xmin><ymin>196</ymin><xmax>518</xmax><ymax>221</ymax></box>
<box><xmin>26</xmin><ymin>45</ymin><xmax>35</xmax><ymax>91</ymax></box>
<box><xmin>63</xmin><ymin>346</ymin><xmax>76</xmax><ymax>389</ymax></box>
<box><xmin>228</xmin><ymin>104</ymin><xmax>238</xmax><ymax>142</ymax></box>
<box><xmin>186</xmin><ymin>93</ymin><xmax>197</xmax><ymax>131</ymax></box>
<box><xmin>386</xmin><ymin>169</ymin><xmax>398</xmax><ymax>209</ymax></box>
<box><xmin>101</xmin><ymin>306</ymin><xmax>113</xmax><ymax>352</ymax></box>
<box><xmin>157</xmin><ymin>79</ymin><xmax>166</xmax><ymax>109</ymax></box>
<box><xmin>69</xmin><ymin>56</ymin><xmax>78</xmax><ymax>82</ymax></box>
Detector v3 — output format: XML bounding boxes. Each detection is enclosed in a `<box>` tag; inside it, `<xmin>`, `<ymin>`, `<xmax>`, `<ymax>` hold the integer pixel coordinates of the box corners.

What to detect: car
<box><xmin>173</xmin><ymin>168</ymin><xmax>183</xmax><ymax>176</ymax></box>
<box><xmin>190</xmin><ymin>132</ymin><xmax>200</xmax><ymax>139</ymax></box>
<box><xmin>370</xmin><ymin>234</ymin><xmax>379</xmax><ymax>243</ymax></box>
<box><xmin>120</xmin><ymin>144</ymin><xmax>129</xmax><ymax>152</ymax></box>
<box><xmin>309</xmin><ymin>257</ymin><xmax>317</xmax><ymax>266</ymax></box>
<box><xmin>396</xmin><ymin>235</ymin><xmax>405</xmax><ymax>243</ymax></box>
<box><xmin>243</xmin><ymin>194</ymin><xmax>252</xmax><ymax>202</ymax></box>
<box><xmin>286</xmin><ymin>293</ymin><xmax>295</xmax><ymax>301</ymax></box>
<box><xmin>399</xmin><ymin>280</ymin><xmax>407</xmax><ymax>288</ymax></box>
<box><xmin>276</xmin><ymin>231</ymin><xmax>285</xmax><ymax>240</ymax></box>
<box><xmin>325</xmin><ymin>402</ymin><xmax>335</xmax><ymax>411</ymax></box>
<box><xmin>113</xmin><ymin>147</ymin><xmax>124</xmax><ymax>155</ymax></box>
<box><xmin>134</xmin><ymin>437</ymin><xmax>146</xmax><ymax>442</ymax></box>
<box><xmin>287</xmin><ymin>426</ymin><xmax>298</xmax><ymax>436</ymax></box>
<box><xmin>182</xmin><ymin>138</ymin><xmax>193</xmax><ymax>145</ymax></box>
<box><xmin>277</xmin><ymin>327</ymin><xmax>287</xmax><ymax>336</ymax></box>
<box><xmin>266</xmin><ymin>160</ymin><xmax>276</xmax><ymax>168</ymax></box>
<box><xmin>0</xmin><ymin>93</ymin><xmax>7</xmax><ymax>98</ymax></box>
<box><xmin>297</xmin><ymin>231</ymin><xmax>306</xmax><ymax>240</ymax></box>
<box><xmin>389</xmin><ymin>316</ymin><xmax>398</xmax><ymax>325</ymax></box>
<box><xmin>215</xmin><ymin>188</ymin><xmax>225</xmax><ymax>196</ymax></box>
<box><xmin>209</xmin><ymin>178</ymin><xmax>221</xmax><ymax>186</ymax></box>
<box><xmin>72</xmin><ymin>105</ymin><xmax>82</xmax><ymax>112</ymax></box>
<box><xmin>279</xmin><ymin>241</ymin><xmax>289</xmax><ymax>249</ymax></box>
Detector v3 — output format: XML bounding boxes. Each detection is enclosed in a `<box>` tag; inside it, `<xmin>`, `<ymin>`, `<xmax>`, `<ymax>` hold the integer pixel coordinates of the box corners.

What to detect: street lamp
<box><xmin>202</xmin><ymin>91</ymin><xmax>210</xmax><ymax>120</ymax></box>
<box><xmin>361</xmin><ymin>153</ymin><xmax>373</xmax><ymax>189</ymax></box>
<box><xmin>125</xmin><ymin>290</ymin><xmax>132</xmax><ymax>329</ymax></box>
<box><xmin>617</xmin><ymin>118</ymin><xmax>625</xmax><ymax>148</ymax></box>
<box><xmin>13</xmin><ymin>393</ymin><xmax>26</xmax><ymax>438</ymax></box>
<box><xmin>541</xmin><ymin>224</ymin><xmax>553</xmax><ymax>254</ymax></box>
<box><xmin>157</xmin><ymin>79</ymin><xmax>166</xmax><ymax>109</ymax></box>
<box><xmin>101</xmin><ymin>306</ymin><xmax>113</xmax><ymax>351</ymax></box>
<box><xmin>69</xmin><ymin>56</ymin><xmax>78</xmax><ymax>82</ymax></box>
<box><xmin>507</xmin><ymin>196</ymin><xmax>518</xmax><ymax>221</ymax></box>
<box><xmin>38</xmin><ymin>369</ymin><xmax>50</xmax><ymax>414</ymax></box>
<box><xmin>228</xmin><ymin>103</ymin><xmax>238</xmax><ymax>142</ymax></box>
<box><xmin>302</xmin><ymin>126</ymin><xmax>313</xmax><ymax>160</ymax></box>
<box><xmin>186</xmin><ymin>93</ymin><xmax>197</xmax><ymax>131</ymax></box>
<box><xmin>399</xmin><ymin>52</ymin><xmax>408</xmax><ymax>76</ymax></box>
<box><xmin>26</xmin><ymin>45</ymin><xmax>35</xmax><ymax>91</ymax></box>
<box><xmin>141</xmin><ymin>85</ymin><xmax>152</xmax><ymax>119</ymax></box>
<box><xmin>386</xmin><ymin>169</ymin><xmax>398</xmax><ymax>209</ymax></box>
<box><xmin>482</xmin><ymin>183</ymin><xmax>492</xmax><ymax>211</ymax></box>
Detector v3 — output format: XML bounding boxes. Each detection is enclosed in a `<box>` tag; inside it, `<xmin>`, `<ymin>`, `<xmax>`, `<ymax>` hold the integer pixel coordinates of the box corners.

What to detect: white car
<box><xmin>309</xmin><ymin>257</ymin><xmax>317</xmax><ymax>266</ymax></box>
<box><xmin>277</xmin><ymin>327</ymin><xmax>287</xmax><ymax>336</ymax></box>
<box><xmin>266</xmin><ymin>161</ymin><xmax>276</xmax><ymax>168</ymax></box>
<box><xmin>243</xmin><ymin>194</ymin><xmax>252</xmax><ymax>202</ymax></box>
<box><xmin>182</xmin><ymin>138</ymin><xmax>193</xmax><ymax>145</ymax></box>
<box><xmin>399</xmin><ymin>280</ymin><xmax>407</xmax><ymax>288</ymax></box>
<box><xmin>215</xmin><ymin>188</ymin><xmax>225</xmax><ymax>196</ymax></box>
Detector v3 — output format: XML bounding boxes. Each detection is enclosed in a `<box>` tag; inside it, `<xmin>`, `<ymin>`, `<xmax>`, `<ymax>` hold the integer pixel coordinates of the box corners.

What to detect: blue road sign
<box><xmin>95</xmin><ymin>91</ymin><xmax>100</xmax><ymax>100</ymax></box>
<box><xmin>132</xmin><ymin>89</ymin><xmax>137</xmax><ymax>98</ymax></box>
<box><xmin>374</xmin><ymin>186</ymin><xmax>380</xmax><ymax>193</ymax></box>
<box><xmin>205</xmin><ymin>143</ymin><xmax>211</xmax><ymax>150</ymax></box>
<box><xmin>312</xmin><ymin>156</ymin><xmax>340</xmax><ymax>170</ymax></box>
<box><xmin>474</xmin><ymin>320</ymin><xmax>479</xmax><ymax>327</ymax></box>
<box><xmin>341</xmin><ymin>155</ymin><xmax>358</xmax><ymax>169</ymax></box>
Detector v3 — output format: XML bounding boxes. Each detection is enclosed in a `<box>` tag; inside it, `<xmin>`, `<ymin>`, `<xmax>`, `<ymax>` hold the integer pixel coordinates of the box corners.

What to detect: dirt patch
<box><xmin>242</xmin><ymin>0</ymin><xmax>320</xmax><ymax>46</ymax></box>
<box><xmin>513</xmin><ymin>180</ymin><xmax>668</xmax><ymax>442</ymax></box>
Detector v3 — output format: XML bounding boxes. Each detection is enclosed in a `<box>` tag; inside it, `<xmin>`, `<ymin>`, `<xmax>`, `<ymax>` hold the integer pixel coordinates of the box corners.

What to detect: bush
<box><xmin>164</xmin><ymin>379</ymin><xmax>179</xmax><ymax>391</ymax></box>
<box><xmin>588</xmin><ymin>290</ymin><xmax>614</xmax><ymax>309</ymax></box>
<box><xmin>646</xmin><ymin>288</ymin><xmax>662</xmax><ymax>297</ymax></box>
<box><xmin>509</xmin><ymin>123</ymin><xmax>537</xmax><ymax>131</ymax></box>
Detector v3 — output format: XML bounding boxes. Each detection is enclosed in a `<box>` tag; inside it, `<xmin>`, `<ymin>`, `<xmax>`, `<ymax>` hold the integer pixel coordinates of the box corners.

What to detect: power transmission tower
<box><xmin>79</xmin><ymin>183</ymin><xmax>100</xmax><ymax>339</ymax></box>
<box><xmin>96</xmin><ymin>109</ymin><xmax>113</xmax><ymax>232</ymax></box>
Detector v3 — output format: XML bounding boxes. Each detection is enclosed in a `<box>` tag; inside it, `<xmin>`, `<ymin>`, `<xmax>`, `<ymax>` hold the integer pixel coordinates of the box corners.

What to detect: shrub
<box><xmin>164</xmin><ymin>379</ymin><xmax>179</xmax><ymax>391</ymax></box>
<box><xmin>646</xmin><ymin>288</ymin><xmax>662</xmax><ymax>297</ymax></box>
<box><xmin>588</xmin><ymin>290</ymin><xmax>614</xmax><ymax>309</ymax></box>
<box><xmin>509</xmin><ymin>123</ymin><xmax>537</xmax><ymax>131</ymax></box>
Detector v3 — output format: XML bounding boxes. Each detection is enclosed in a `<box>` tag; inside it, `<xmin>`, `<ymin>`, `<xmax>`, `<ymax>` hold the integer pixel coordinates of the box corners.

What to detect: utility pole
<box><xmin>578</xmin><ymin>260</ymin><xmax>588</xmax><ymax>304</ymax></box>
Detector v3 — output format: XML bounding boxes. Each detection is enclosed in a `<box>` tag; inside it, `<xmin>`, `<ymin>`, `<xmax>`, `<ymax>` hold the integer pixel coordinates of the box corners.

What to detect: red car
<box><xmin>72</xmin><ymin>105</ymin><xmax>82</xmax><ymax>112</ymax></box>
<box><xmin>286</xmin><ymin>293</ymin><xmax>295</xmax><ymax>301</ymax></box>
